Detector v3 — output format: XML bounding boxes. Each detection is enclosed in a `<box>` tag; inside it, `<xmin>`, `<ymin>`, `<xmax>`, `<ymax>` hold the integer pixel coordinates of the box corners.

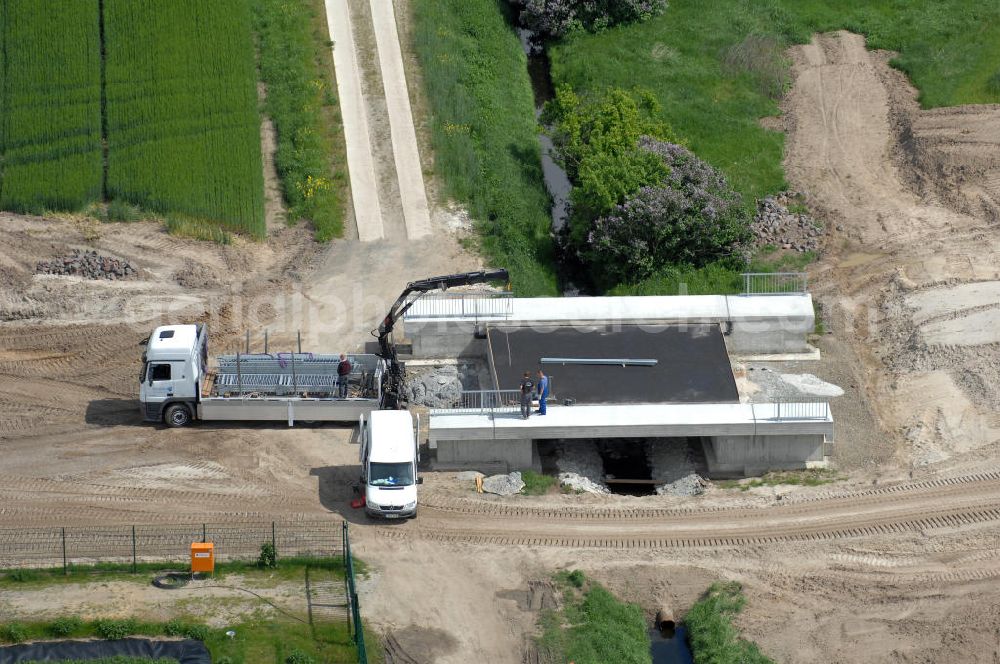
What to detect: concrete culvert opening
<box><xmin>538</xmin><ymin>437</ymin><xmax>708</xmax><ymax>496</ymax></box>
<box><xmin>656</xmin><ymin>606</ymin><xmax>676</xmax><ymax>635</ymax></box>
<box><xmin>598</xmin><ymin>439</ymin><xmax>655</xmax><ymax>495</ymax></box>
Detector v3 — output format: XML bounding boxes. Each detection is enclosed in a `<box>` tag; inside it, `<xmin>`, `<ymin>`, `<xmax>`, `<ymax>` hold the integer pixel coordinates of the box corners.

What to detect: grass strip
<box><xmin>520</xmin><ymin>470</ymin><xmax>557</xmax><ymax>496</ymax></box>
<box><xmin>254</xmin><ymin>0</ymin><xmax>348</xmax><ymax>241</ymax></box>
<box><xmin>1</xmin><ymin>617</ymin><xmax>360</xmax><ymax>664</ymax></box>
<box><xmin>412</xmin><ymin>0</ymin><xmax>557</xmax><ymax>295</ymax></box>
<box><xmin>715</xmin><ymin>469</ymin><xmax>842</xmax><ymax>491</ymax></box>
<box><xmin>0</xmin><ymin>556</ymin><xmax>351</xmax><ymax>589</ymax></box>
<box><xmin>20</xmin><ymin>659</ymin><xmax>176</xmax><ymax>664</ymax></box>
<box><xmin>537</xmin><ymin>571</ymin><xmax>651</xmax><ymax>664</ymax></box>
<box><xmin>608</xmin><ymin>248</ymin><xmax>816</xmax><ymax>296</ymax></box>
<box><xmin>685</xmin><ymin>581</ymin><xmax>774</xmax><ymax>664</ymax></box>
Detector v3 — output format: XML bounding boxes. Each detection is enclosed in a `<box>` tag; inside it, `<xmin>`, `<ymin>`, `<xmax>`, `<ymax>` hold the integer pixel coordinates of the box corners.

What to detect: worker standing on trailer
<box><xmin>337</xmin><ymin>354</ymin><xmax>352</xmax><ymax>398</ymax></box>
<box><xmin>519</xmin><ymin>371</ymin><xmax>534</xmax><ymax>419</ymax></box>
<box><xmin>536</xmin><ymin>369</ymin><xmax>549</xmax><ymax>416</ymax></box>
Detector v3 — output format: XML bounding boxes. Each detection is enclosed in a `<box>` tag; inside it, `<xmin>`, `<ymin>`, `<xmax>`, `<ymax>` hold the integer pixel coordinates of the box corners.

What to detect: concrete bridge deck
<box><xmin>429</xmin><ymin>403</ymin><xmax>832</xmax><ymax>443</ymax></box>
<box><xmin>429</xmin><ymin>403</ymin><xmax>833</xmax><ymax>477</ymax></box>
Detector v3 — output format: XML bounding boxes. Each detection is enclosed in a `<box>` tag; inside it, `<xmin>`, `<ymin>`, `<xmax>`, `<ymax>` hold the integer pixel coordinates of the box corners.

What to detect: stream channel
<box><xmin>510</xmin><ymin>18</ymin><xmax>696</xmax><ymax>660</ymax></box>
<box><xmin>511</xmin><ymin>15</ymin><xmax>595</xmax><ymax>295</ymax></box>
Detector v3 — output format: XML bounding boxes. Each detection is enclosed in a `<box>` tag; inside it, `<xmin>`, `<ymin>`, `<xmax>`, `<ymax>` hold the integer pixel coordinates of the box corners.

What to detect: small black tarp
<box><xmin>0</xmin><ymin>638</ymin><xmax>209</xmax><ymax>664</ymax></box>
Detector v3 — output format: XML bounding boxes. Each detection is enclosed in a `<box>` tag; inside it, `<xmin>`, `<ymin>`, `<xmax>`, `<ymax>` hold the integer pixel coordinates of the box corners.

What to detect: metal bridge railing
<box><xmin>429</xmin><ymin>389</ymin><xmax>522</xmax><ymax>415</ymax></box>
<box><xmin>742</xmin><ymin>272</ymin><xmax>808</xmax><ymax>295</ymax></box>
<box><xmin>754</xmin><ymin>400</ymin><xmax>831</xmax><ymax>421</ymax></box>
<box><xmin>404</xmin><ymin>292</ymin><xmax>513</xmax><ymax>320</ymax></box>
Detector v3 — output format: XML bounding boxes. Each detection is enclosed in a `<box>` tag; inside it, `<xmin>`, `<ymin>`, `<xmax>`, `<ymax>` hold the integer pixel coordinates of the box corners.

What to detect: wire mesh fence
<box><xmin>343</xmin><ymin>522</ymin><xmax>368</xmax><ymax>664</ymax></box>
<box><xmin>0</xmin><ymin>519</ymin><xmax>342</xmax><ymax>571</ymax></box>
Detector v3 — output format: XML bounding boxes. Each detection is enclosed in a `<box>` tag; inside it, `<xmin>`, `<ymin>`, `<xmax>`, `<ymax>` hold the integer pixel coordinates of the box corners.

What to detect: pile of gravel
<box><xmin>656</xmin><ymin>474</ymin><xmax>707</xmax><ymax>497</ymax></box>
<box><xmin>482</xmin><ymin>471</ymin><xmax>524</xmax><ymax>496</ymax></box>
<box><xmin>554</xmin><ymin>441</ymin><xmax>609</xmax><ymax>494</ymax></box>
<box><xmin>407</xmin><ymin>366</ymin><xmax>462</xmax><ymax>408</ymax></box>
<box><xmin>646</xmin><ymin>438</ymin><xmax>705</xmax><ymax>497</ymax></box>
<box><xmin>751</xmin><ymin>192</ymin><xmax>822</xmax><ymax>253</ymax></box>
<box><xmin>559</xmin><ymin>472</ymin><xmax>610</xmax><ymax>494</ymax></box>
<box><xmin>36</xmin><ymin>249</ymin><xmax>137</xmax><ymax>280</ymax></box>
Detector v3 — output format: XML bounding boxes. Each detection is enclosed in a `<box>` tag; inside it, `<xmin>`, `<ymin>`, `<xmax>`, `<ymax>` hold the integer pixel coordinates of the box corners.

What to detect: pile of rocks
<box><xmin>751</xmin><ymin>192</ymin><xmax>823</xmax><ymax>253</ymax></box>
<box><xmin>656</xmin><ymin>474</ymin><xmax>707</xmax><ymax>497</ymax></box>
<box><xmin>407</xmin><ymin>366</ymin><xmax>463</xmax><ymax>408</ymax></box>
<box><xmin>36</xmin><ymin>249</ymin><xmax>137</xmax><ymax>280</ymax></box>
<box><xmin>554</xmin><ymin>441</ymin><xmax>609</xmax><ymax>494</ymax></box>
<box><xmin>482</xmin><ymin>471</ymin><xmax>524</xmax><ymax>496</ymax></box>
<box><xmin>646</xmin><ymin>439</ymin><xmax>706</xmax><ymax>497</ymax></box>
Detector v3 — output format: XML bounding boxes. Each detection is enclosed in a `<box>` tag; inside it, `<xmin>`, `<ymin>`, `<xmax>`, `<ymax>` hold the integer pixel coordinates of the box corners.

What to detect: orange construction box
<box><xmin>191</xmin><ymin>542</ymin><xmax>215</xmax><ymax>574</ymax></box>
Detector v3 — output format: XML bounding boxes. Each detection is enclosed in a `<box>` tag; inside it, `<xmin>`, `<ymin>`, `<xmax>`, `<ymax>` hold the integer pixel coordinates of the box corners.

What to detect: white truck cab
<box><xmin>360</xmin><ymin>410</ymin><xmax>421</xmax><ymax>519</ymax></box>
<box><xmin>139</xmin><ymin>324</ymin><xmax>206</xmax><ymax>427</ymax></box>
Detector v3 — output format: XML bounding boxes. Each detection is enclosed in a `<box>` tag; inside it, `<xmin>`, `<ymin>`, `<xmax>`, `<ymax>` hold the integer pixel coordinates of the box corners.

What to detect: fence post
<box><xmin>271</xmin><ymin>521</ymin><xmax>277</xmax><ymax>561</ymax></box>
<box><xmin>202</xmin><ymin>524</ymin><xmax>206</xmax><ymax>543</ymax></box>
<box><xmin>132</xmin><ymin>525</ymin><xmax>137</xmax><ymax>573</ymax></box>
<box><xmin>61</xmin><ymin>527</ymin><xmax>67</xmax><ymax>575</ymax></box>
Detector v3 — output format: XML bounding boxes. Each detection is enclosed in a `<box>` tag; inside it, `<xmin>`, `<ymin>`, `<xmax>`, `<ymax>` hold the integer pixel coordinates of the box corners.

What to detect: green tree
<box><xmin>543</xmin><ymin>86</ymin><xmax>674</xmax><ymax>241</ymax></box>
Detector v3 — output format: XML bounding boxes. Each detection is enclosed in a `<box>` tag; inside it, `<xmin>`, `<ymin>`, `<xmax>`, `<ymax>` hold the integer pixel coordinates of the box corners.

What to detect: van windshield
<box><xmin>368</xmin><ymin>462</ymin><xmax>413</xmax><ymax>487</ymax></box>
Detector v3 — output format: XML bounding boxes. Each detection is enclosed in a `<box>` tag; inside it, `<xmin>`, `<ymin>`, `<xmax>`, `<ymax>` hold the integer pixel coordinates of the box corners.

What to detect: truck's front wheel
<box><xmin>164</xmin><ymin>404</ymin><xmax>192</xmax><ymax>428</ymax></box>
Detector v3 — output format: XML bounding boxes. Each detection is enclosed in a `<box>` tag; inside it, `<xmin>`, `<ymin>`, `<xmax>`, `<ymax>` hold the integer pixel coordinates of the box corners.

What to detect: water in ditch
<box><xmin>650</xmin><ymin>625</ymin><xmax>695</xmax><ymax>664</ymax></box>
<box><xmin>506</xmin><ymin>6</ymin><xmax>594</xmax><ymax>294</ymax></box>
<box><xmin>514</xmin><ymin>26</ymin><xmax>571</xmax><ymax>234</ymax></box>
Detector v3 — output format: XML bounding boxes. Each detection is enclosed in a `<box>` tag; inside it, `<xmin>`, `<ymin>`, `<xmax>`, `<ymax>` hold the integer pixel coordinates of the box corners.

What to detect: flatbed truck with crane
<box><xmin>138</xmin><ymin>269</ymin><xmax>508</xmax><ymax>427</ymax></box>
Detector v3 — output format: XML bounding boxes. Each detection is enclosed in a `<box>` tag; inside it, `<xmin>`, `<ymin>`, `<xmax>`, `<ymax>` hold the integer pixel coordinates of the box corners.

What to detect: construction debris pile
<box><xmin>750</xmin><ymin>192</ymin><xmax>822</xmax><ymax>253</ymax></box>
<box><xmin>647</xmin><ymin>439</ymin><xmax>706</xmax><ymax>497</ymax></box>
<box><xmin>36</xmin><ymin>249</ymin><xmax>138</xmax><ymax>280</ymax></box>
<box><xmin>554</xmin><ymin>442</ymin><xmax>610</xmax><ymax>494</ymax></box>
<box><xmin>407</xmin><ymin>366</ymin><xmax>463</xmax><ymax>408</ymax></box>
<box><xmin>482</xmin><ymin>471</ymin><xmax>524</xmax><ymax>496</ymax></box>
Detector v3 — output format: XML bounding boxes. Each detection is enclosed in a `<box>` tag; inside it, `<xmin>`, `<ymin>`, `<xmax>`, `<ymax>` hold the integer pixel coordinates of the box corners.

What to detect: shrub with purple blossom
<box><xmin>586</xmin><ymin>137</ymin><xmax>751</xmax><ymax>285</ymax></box>
<box><xmin>519</xmin><ymin>0</ymin><xmax>668</xmax><ymax>38</ymax></box>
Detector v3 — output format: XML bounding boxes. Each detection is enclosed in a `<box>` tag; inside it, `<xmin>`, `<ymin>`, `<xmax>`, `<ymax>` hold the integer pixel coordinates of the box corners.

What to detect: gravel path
<box><xmin>369</xmin><ymin>0</ymin><xmax>431</xmax><ymax>239</ymax></box>
<box><xmin>325</xmin><ymin>0</ymin><xmax>384</xmax><ymax>241</ymax></box>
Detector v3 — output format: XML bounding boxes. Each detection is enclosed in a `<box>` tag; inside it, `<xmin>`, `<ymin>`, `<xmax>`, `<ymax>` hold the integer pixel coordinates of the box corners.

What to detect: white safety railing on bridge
<box><xmin>742</xmin><ymin>272</ymin><xmax>808</xmax><ymax>295</ymax></box>
<box><xmin>754</xmin><ymin>400</ymin><xmax>830</xmax><ymax>421</ymax></box>
<box><xmin>429</xmin><ymin>389</ymin><xmax>521</xmax><ymax>415</ymax></box>
<box><xmin>404</xmin><ymin>292</ymin><xmax>513</xmax><ymax>320</ymax></box>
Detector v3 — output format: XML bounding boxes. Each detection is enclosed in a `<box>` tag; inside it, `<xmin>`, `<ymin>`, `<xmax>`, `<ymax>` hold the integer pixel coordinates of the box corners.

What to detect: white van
<box><xmin>360</xmin><ymin>410</ymin><xmax>421</xmax><ymax>519</ymax></box>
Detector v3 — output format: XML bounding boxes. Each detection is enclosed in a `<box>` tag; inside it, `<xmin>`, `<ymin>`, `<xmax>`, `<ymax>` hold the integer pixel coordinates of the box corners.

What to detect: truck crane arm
<box><xmin>374</xmin><ymin>269</ymin><xmax>509</xmax><ymax>408</ymax></box>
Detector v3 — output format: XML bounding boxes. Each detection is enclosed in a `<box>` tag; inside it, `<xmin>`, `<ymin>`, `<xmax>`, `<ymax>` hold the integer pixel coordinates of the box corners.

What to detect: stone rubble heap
<box><xmin>751</xmin><ymin>192</ymin><xmax>823</xmax><ymax>253</ymax></box>
<box><xmin>482</xmin><ymin>471</ymin><xmax>524</xmax><ymax>496</ymax></box>
<box><xmin>646</xmin><ymin>439</ymin><xmax>706</xmax><ymax>497</ymax></box>
<box><xmin>407</xmin><ymin>365</ymin><xmax>463</xmax><ymax>408</ymax></box>
<box><xmin>554</xmin><ymin>441</ymin><xmax>610</xmax><ymax>494</ymax></box>
<box><xmin>36</xmin><ymin>249</ymin><xmax>137</xmax><ymax>280</ymax></box>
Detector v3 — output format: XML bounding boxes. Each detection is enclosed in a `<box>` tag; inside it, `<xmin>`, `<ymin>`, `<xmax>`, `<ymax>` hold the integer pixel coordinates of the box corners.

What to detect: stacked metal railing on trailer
<box><xmin>209</xmin><ymin>353</ymin><xmax>383</xmax><ymax>399</ymax></box>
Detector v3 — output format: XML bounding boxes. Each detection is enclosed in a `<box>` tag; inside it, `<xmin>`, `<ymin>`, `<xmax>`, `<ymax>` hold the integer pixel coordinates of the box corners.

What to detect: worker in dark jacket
<box><xmin>536</xmin><ymin>369</ymin><xmax>549</xmax><ymax>416</ymax></box>
<box><xmin>519</xmin><ymin>371</ymin><xmax>534</xmax><ymax>419</ymax></box>
<box><xmin>337</xmin><ymin>354</ymin><xmax>351</xmax><ymax>398</ymax></box>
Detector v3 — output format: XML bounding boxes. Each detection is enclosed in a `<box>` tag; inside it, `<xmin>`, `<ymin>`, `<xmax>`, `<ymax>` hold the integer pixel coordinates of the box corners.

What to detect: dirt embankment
<box><xmin>781</xmin><ymin>31</ymin><xmax>1000</xmax><ymax>468</ymax></box>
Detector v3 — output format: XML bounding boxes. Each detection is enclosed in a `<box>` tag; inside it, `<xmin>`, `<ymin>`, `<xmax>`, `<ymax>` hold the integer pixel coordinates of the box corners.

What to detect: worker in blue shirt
<box><xmin>535</xmin><ymin>369</ymin><xmax>549</xmax><ymax>416</ymax></box>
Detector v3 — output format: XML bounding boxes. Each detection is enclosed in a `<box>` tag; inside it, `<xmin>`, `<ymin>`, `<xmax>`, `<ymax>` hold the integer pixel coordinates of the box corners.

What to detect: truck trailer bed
<box><xmin>198</xmin><ymin>397</ymin><xmax>377</xmax><ymax>423</ymax></box>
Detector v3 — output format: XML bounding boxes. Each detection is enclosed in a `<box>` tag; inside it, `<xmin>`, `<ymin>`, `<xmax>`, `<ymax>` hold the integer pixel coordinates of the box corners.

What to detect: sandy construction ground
<box><xmin>784</xmin><ymin>31</ymin><xmax>1000</xmax><ymax>469</ymax></box>
<box><xmin>4</xmin><ymin>25</ymin><xmax>1000</xmax><ymax>664</ymax></box>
